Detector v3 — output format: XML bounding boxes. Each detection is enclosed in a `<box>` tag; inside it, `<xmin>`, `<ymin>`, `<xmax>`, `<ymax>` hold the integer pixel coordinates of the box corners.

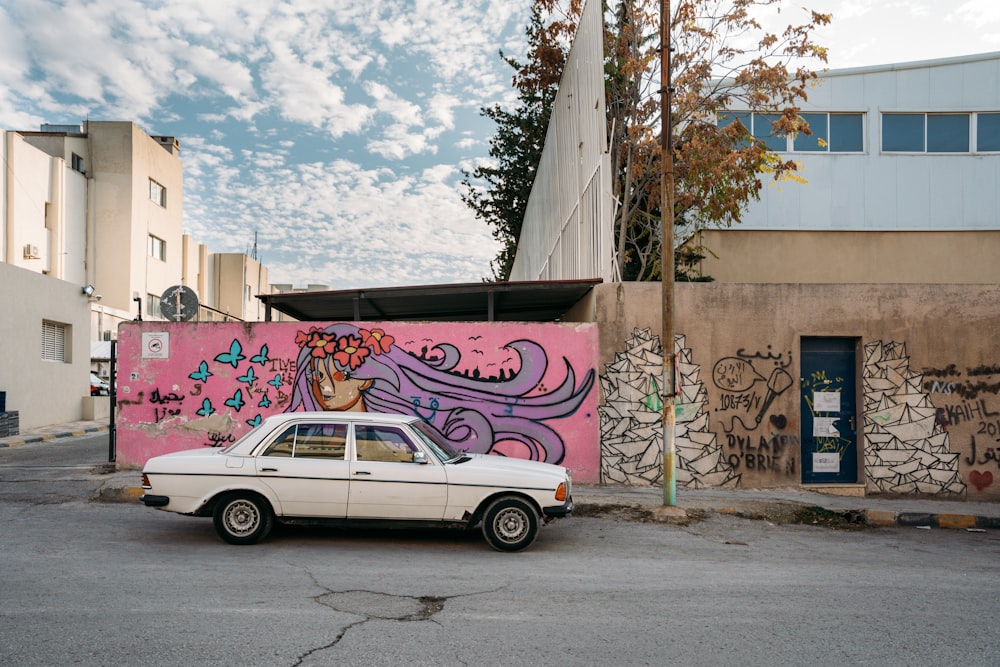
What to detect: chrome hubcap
<box><xmin>494</xmin><ymin>508</ymin><xmax>528</xmax><ymax>542</ymax></box>
<box><xmin>225</xmin><ymin>500</ymin><xmax>259</xmax><ymax>536</ymax></box>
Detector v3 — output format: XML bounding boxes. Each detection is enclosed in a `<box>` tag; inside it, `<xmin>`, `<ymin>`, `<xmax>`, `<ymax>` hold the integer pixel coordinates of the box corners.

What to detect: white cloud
<box><xmin>955</xmin><ymin>0</ymin><xmax>1000</xmax><ymax>24</ymax></box>
<box><xmin>182</xmin><ymin>152</ymin><xmax>498</xmax><ymax>288</ymax></box>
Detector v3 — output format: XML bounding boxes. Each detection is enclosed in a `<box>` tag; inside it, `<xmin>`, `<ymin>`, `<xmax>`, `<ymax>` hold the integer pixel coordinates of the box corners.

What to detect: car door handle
<box><xmin>354</xmin><ymin>470</ymin><xmax>371</xmax><ymax>476</ymax></box>
<box><xmin>261</xmin><ymin>467</ymin><xmax>278</xmax><ymax>472</ymax></box>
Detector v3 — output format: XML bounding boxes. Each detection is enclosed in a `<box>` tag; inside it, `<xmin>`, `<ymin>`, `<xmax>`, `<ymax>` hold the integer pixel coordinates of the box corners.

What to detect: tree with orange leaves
<box><xmin>468</xmin><ymin>0</ymin><xmax>830</xmax><ymax>281</ymax></box>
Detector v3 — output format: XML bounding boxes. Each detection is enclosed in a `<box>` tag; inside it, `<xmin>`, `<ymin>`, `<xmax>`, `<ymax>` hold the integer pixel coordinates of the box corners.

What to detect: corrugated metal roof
<box><xmin>257</xmin><ymin>279</ymin><xmax>602</xmax><ymax>322</ymax></box>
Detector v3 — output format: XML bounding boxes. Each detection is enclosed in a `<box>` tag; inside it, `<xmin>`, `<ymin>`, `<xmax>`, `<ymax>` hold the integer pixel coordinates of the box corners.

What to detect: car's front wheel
<box><xmin>213</xmin><ymin>493</ymin><xmax>274</xmax><ymax>545</ymax></box>
<box><xmin>482</xmin><ymin>496</ymin><xmax>539</xmax><ymax>552</ymax></box>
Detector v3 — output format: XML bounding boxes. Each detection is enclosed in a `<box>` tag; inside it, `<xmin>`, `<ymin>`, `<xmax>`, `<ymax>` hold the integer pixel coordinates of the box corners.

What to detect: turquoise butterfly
<box><xmin>215</xmin><ymin>339</ymin><xmax>245</xmax><ymax>368</ymax></box>
<box><xmin>237</xmin><ymin>367</ymin><xmax>257</xmax><ymax>386</ymax></box>
<box><xmin>224</xmin><ymin>389</ymin><xmax>245</xmax><ymax>412</ymax></box>
<box><xmin>251</xmin><ymin>344</ymin><xmax>270</xmax><ymax>366</ymax></box>
<box><xmin>188</xmin><ymin>360</ymin><xmax>213</xmax><ymax>383</ymax></box>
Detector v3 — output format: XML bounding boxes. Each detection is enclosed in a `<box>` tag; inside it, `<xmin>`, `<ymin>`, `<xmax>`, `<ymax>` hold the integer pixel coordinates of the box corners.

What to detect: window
<box><xmin>354</xmin><ymin>425</ymin><xmax>419</xmax><ymax>463</ymax></box>
<box><xmin>262</xmin><ymin>423</ymin><xmax>347</xmax><ymax>460</ymax></box>
<box><xmin>717</xmin><ymin>111</ymin><xmax>784</xmax><ymax>151</ymax></box>
<box><xmin>720</xmin><ymin>111</ymin><xmax>864</xmax><ymax>153</ymax></box>
<box><xmin>146</xmin><ymin>294</ymin><xmax>162</xmax><ymax>319</ymax></box>
<box><xmin>977</xmin><ymin>113</ymin><xmax>1000</xmax><ymax>151</ymax></box>
<box><xmin>751</xmin><ymin>113</ymin><xmax>785</xmax><ymax>152</ymax></box>
<box><xmin>882</xmin><ymin>113</ymin><xmax>972</xmax><ymax>153</ymax></box>
<box><xmin>71</xmin><ymin>153</ymin><xmax>84</xmax><ymax>173</ymax></box>
<box><xmin>149</xmin><ymin>179</ymin><xmax>166</xmax><ymax>207</ymax></box>
<box><xmin>717</xmin><ymin>111</ymin><xmax>752</xmax><ymax>148</ymax></box>
<box><xmin>882</xmin><ymin>113</ymin><xmax>925</xmax><ymax>151</ymax></box>
<box><xmin>793</xmin><ymin>113</ymin><xmax>865</xmax><ymax>152</ymax></box>
<box><xmin>927</xmin><ymin>114</ymin><xmax>969</xmax><ymax>152</ymax></box>
<box><xmin>41</xmin><ymin>321</ymin><xmax>68</xmax><ymax>362</ymax></box>
<box><xmin>148</xmin><ymin>234</ymin><xmax>166</xmax><ymax>261</ymax></box>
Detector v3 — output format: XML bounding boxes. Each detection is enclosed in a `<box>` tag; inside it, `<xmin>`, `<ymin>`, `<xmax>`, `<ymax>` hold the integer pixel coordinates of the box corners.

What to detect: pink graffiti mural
<box><xmin>115</xmin><ymin>322</ymin><xmax>599</xmax><ymax>481</ymax></box>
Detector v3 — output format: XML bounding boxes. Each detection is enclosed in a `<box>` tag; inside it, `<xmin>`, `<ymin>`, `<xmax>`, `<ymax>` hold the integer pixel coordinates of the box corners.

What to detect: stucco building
<box><xmin>1</xmin><ymin>121</ymin><xmax>282</xmax><ymax>430</ymax></box>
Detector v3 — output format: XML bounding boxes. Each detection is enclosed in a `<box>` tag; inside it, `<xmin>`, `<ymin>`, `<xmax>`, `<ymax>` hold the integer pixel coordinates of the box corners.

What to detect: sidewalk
<box><xmin>0</xmin><ymin>418</ymin><xmax>110</xmax><ymax>447</ymax></box>
<box><xmin>3</xmin><ymin>418</ymin><xmax>998</xmax><ymax>531</ymax></box>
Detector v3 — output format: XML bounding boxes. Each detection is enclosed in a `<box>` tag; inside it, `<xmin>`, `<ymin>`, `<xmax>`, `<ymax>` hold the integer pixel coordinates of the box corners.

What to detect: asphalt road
<box><xmin>2</xmin><ymin>434</ymin><xmax>1000</xmax><ymax>666</ymax></box>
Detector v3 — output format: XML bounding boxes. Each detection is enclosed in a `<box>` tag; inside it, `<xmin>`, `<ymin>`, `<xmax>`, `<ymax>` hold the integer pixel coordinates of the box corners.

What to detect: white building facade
<box><xmin>698</xmin><ymin>52</ymin><xmax>1000</xmax><ymax>283</ymax></box>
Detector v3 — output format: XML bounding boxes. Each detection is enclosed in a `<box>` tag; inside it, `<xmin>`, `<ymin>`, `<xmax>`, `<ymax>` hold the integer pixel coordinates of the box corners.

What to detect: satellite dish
<box><xmin>159</xmin><ymin>285</ymin><xmax>199</xmax><ymax>322</ymax></box>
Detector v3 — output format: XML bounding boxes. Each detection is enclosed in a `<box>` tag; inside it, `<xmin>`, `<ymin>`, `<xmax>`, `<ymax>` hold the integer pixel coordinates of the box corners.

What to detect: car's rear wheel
<box><xmin>213</xmin><ymin>493</ymin><xmax>274</xmax><ymax>545</ymax></box>
<box><xmin>482</xmin><ymin>496</ymin><xmax>539</xmax><ymax>552</ymax></box>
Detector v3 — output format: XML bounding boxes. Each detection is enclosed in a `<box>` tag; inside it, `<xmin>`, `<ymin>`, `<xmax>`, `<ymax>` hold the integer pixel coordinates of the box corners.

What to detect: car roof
<box><xmin>260</xmin><ymin>411</ymin><xmax>419</xmax><ymax>427</ymax></box>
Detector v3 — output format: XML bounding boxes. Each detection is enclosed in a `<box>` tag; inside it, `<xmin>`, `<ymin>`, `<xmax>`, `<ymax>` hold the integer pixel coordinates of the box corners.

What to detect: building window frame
<box><xmin>148</xmin><ymin>234</ymin><xmax>166</xmax><ymax>262</ymax></box>
<box><xmin>149</xmin><ymin>178</ymin><xmax>167</xmax><ymax>207</ymax></box>
<box><xmin>41</xmin><ymin>320</ymin><xmax>68</xmax><ymax>363</ymax></box>
<box><xmin>146</xmin><ymin>293</ymin><xmax>162</xmax><ymax>319</ymax></box>
<box><xmin>718</xmin><ymin>111</ymin><xmax>866</xmax><ymax>154</ymax></box>
<box><xmin>71</xmin><ymin>153</ymin><xmax>85</xmax><ymax>173</ymax></box>
<box><xmin>976</xmin><ymin>113</ymin><xmax>1000</xmax><ymax>152</ymax></box>
<box><xmin>879</xmin><ymin>111</ymin><xmax>1000</xmax><ymax>154</ymax></box>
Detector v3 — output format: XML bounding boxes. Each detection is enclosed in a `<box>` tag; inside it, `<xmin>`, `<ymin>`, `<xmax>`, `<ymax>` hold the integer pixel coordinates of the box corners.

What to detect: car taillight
<box><xmin>141</xmin><ymin>473</ymin><xmax>151</xmax><ymax>489</ymax></box>
<box><xmin>555</xmin><ymin>482</ymin><xmax>567</xmax><ymax>502</ymax></box>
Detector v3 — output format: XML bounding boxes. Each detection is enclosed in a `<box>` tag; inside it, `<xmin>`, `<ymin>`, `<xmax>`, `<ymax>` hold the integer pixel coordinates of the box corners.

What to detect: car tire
<box><xmin>213</xmin><ymin>493</ymin><xmax>274</xmax><ymax>545</ymax></box>
<box><xmin>482</xmin><ymin>496</ymin><xmax>539</xmax><ymax>552</ymax></box>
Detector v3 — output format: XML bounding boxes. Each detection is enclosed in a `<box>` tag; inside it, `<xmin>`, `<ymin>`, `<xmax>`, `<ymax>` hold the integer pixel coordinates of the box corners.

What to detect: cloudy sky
<box><xmin>2</xmin><ymin>0</ymin><xmax>999</xmax><ymax>289</ymax></box>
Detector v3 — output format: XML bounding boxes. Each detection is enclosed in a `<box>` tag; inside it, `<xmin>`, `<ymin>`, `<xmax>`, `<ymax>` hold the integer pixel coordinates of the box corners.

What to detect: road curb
<box><xmin>94</xmin><ymin>484</ymin><xmax>144</xmax><ymax>504</ymax></box>
<box><xmin>865</xmin><ymin>509</ymin><xmax>999</xmax><ymax>530</ymax></box>
<box><xmin>0</xmin><ymin>424</ymin><xmax>109</xmax><ymax>448</ymax></box>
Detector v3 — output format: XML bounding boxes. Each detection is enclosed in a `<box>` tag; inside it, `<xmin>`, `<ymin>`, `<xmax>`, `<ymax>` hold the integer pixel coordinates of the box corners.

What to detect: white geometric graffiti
<box><xmin>863</xmin><ymin>341</ymin><xmax>966</xmax><ymax>496</ymax></box>
<box><xmin>599</xmin><ymin>328</ymin><xmax>741</xmax><ymax>488</ymax></box>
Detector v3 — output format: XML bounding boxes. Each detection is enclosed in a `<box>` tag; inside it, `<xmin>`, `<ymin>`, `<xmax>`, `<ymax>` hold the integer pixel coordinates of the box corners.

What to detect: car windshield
<box><xmin>410</xmin><ymin>420</ymin><xmax>465</xmax><ymax>462</ymax></box>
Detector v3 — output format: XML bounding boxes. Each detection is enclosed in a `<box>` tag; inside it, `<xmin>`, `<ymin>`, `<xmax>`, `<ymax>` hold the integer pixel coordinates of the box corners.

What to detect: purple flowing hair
<box><xmin>287</xmin><ymin>323</ymin><xmax>594</xmax><ymax>463</ymax></box>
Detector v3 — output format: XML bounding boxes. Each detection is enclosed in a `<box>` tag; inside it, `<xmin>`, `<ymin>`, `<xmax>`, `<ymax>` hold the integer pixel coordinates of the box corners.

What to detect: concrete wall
<box><xmin>696</xmin><ymin>230</ymin><xmax>1000</xmax><ymax>284</ymax></box>
<box><xmin>110</xmin><ymin>283</ymin><xmax>1000</xmax><ymax>501</ymax></box>
<box><xmin>595</xmin><ymin>282</ymin><xmax>1000</xmax><ymax>501</ymax></box>
<box><xmin>0</xmin><ymin>263</ymin><xmax>92</xmax><ymax>429</ymax></box>
<box><xmin>114</xmin><ymin>321</ymin><xmax>600</xmax><ymax>480</ymax></box>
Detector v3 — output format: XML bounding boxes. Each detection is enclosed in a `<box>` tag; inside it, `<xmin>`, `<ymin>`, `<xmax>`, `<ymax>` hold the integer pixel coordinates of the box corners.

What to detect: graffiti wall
<box><xmin>600</xmin><ymin>328</ymin><xmax>739</xmax><ymax>488</ymax></box>
<box><xmin>864</xmin><ymin>341</ymin><xmax>966</xmax><ymax>495</ymax></box>
<box><xmin>115</xmin><ymin>321</ymin><xmax>599</xmax><ymax>481</ymax></box>
<box><xmin>599</xmin><ymin>327</ymin><xmax>795</xmax><ymax>488</ymax></box>
<box><xmin>919</xmin><ymin>352</ymin><xmax>1000</xmax><ymax>497</ymax></box>
<box><xmin>593</xmin><ymin>282</ymin><xmax>1000</xmax><ymax>499</ymax></box>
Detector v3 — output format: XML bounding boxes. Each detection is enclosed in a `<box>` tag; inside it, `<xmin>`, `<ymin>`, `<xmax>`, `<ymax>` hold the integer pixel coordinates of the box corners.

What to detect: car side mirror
<box><xmin>413</xmin><ymin>451</ymin><xmax>429</xmax><ymax>464</ymax></box>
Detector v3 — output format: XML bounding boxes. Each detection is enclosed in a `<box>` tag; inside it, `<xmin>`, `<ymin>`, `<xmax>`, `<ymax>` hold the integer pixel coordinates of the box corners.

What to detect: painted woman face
<box><xmin>309</xmin><ymin>358</ymin><xmax>372</xmax><ymax>412</ymax></box>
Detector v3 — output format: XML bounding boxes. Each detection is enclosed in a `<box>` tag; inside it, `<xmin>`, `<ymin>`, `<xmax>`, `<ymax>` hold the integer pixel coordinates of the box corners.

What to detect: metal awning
<box><xmin>258</xmin><ymin>279</ymin><xmax>602</xmax><ymax>322</ymax></box>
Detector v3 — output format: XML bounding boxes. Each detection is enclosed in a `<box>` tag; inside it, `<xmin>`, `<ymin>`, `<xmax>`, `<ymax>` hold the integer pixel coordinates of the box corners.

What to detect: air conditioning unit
<box><xmin>23</xmin><ymin>244</ymin><xmax>40</xmax><ymax>259</ymax></box>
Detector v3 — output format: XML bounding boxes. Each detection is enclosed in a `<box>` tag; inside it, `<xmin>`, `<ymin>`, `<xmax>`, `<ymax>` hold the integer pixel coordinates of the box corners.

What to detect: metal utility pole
<box><xmin>660</xmin><ymin>0</ymin><xmax>677</xmax><ymax>506</ymax></box>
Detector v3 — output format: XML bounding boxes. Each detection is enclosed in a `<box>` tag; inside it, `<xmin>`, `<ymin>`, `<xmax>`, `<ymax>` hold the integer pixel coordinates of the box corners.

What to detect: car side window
<box><xmin>295</xmin><ymin>423</ymin><xmax>347</xmax><ymax>460</ymax></box>
<box><xmin>354</xmin><ymin>425</ymin><xmax>418</xmax><ymax>463</ymax></box>
<box><xmin>261</xmin><ymin>423</ymin><xmax>347</xmax><ymax>460</ymax></box>
<box><xmin>262</xmin><ymin>427</ymin><xmax>296</xmax><ymax>457</ymax></box>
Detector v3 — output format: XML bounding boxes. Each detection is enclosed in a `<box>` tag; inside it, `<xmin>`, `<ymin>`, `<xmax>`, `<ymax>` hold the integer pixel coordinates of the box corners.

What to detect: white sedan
<box><xmin>141</xmin><ymin>412</ymin><xmax>573</xmax><ymax>551</ymax></box>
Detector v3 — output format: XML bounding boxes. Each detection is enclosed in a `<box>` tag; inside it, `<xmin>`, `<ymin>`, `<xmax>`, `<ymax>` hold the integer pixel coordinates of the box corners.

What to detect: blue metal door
<box><xmin>800</xmin><ymin>338</ymin><xmax>858</xmax><ymax>484</ymax></box>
